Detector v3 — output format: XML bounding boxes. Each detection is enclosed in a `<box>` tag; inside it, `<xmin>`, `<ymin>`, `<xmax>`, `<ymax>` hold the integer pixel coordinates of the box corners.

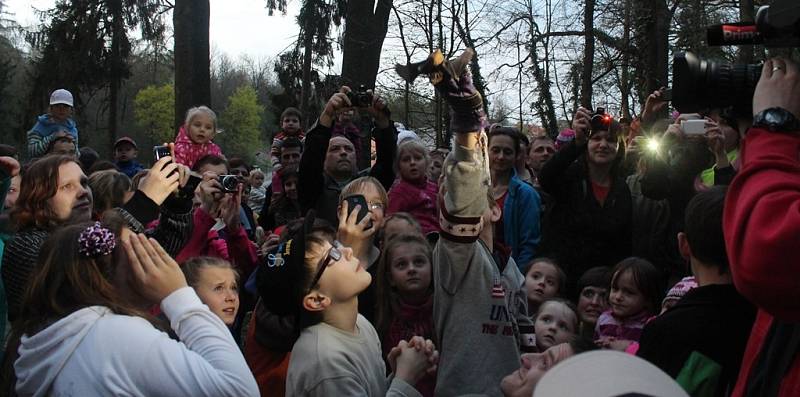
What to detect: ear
<box><xmin>489</xmin><ymin>204</ymin><xmax>502</xmax><ymax>223</ymax></box>
<box><xmin>677</xmin><ymin>232</ymin><xmax>692</xmax><ymax>260</ymax></box>
<box><xmin>302</xmin><ymin>291</ymin><xmax>331</xmax><ymax>313</ymax></box>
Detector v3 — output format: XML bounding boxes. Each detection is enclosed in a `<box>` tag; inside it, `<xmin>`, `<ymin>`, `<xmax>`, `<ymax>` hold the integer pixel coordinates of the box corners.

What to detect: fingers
<box><xmin>338</xmin><ymin>201</ymin><xmax>350</xmax><ymax>229</ymax></box>
<box><xmin>137</xmin><ymin>234</ymin><xmax>162</xmax><ymax>266</ymax></box>
<box><xmin>123</xmin><ymin>238</ymin><xmax>147</xmax><ymax>282</ymax></box>
<box><xmin>150</xmin><ymin>237</ymin><xmax>175</xmax><ymax>267</ymax></box>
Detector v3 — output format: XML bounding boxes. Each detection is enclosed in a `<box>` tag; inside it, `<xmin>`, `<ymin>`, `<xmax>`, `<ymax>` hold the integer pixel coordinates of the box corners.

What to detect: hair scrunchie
<box><xmin>78</xmin><ymin>222</ymin><xmax>117</xmax><ymax>258</ymax></box>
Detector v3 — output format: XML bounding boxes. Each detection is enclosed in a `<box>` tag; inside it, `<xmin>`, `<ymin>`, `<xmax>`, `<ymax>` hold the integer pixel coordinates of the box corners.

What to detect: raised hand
<box><xmin>753</xmin><ymin>57</ymin><xmax>800</xmax><ymax>121</ymax></box>
<box><xmin>139</xmin><ymin>156</ymin><xmax>180</xmax><ymax>205</ymax></box>
<box><xmin>123</xmin><ymin>233</ymin><xmax>188</xmax><ymax>304</ymax></box>
<box><xmin>572</xmin><ymin>107</ymin><xmax>592</xmax><ymax>145</ymax></box>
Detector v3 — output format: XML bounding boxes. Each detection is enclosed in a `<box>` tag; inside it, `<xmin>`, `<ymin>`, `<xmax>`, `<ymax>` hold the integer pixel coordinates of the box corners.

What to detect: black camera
<box><xmin>672</xmin><ymin>0</ymin><xmax>800</xmax><ymax>114</ymax></box>
<box><xmin>153</xmin><ymin>145</ymin><xmax>171</xmax><ymax>161</ymax></box>
<box><xmin>346</xmin><ymin>85</ymin><xmax>373</xmax><ymax>108</ymax></box>
<box><xmin>590</xmin><ymin>107</ymin><xmax>613</xmax><ymax>133</ymax></box>
<box><xmin>217</xmin><ymin>175</ymin><xmax>243</xmax><ymax>193</ymax></box>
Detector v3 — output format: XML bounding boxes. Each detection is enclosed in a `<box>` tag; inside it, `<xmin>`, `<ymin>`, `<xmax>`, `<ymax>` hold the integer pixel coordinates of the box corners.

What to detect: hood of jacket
<box><xmin>15</xmin><ymin>306</ymin><xmax>111</xmax><ymax>397</ymax></box>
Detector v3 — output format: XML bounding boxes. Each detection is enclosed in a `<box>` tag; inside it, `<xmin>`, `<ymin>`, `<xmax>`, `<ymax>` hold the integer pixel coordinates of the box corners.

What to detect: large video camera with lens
<box><xmin>672</xmin><ymin>0</ymin><xmax>800</xmax><ymax>114</ymax></box>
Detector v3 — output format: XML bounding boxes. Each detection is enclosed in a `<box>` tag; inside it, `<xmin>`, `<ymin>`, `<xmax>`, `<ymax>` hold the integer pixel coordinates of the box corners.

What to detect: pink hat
<box><xmin>663</xmin><ymin>276</ymin><xmax>698</xmax><ymax>305</ymax></box>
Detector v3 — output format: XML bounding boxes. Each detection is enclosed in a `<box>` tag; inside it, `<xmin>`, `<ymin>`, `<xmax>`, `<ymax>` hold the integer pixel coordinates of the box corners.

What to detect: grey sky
<box><xmin>5</xmin><ymin>0</ymin><xmax>301</xmax><ymax>60</ymax></box>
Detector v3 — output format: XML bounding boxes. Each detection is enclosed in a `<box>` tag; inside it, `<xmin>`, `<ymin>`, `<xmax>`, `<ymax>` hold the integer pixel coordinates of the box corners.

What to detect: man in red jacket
<box><xmin>724</xmin><ymin>57</ymin><xmax>800</xmax><ymax>397</ymax></box>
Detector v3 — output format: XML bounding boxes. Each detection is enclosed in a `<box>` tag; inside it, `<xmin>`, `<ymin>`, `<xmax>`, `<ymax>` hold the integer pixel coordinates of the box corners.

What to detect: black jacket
<box><xmin>298</xmin><ymin>119</ymin><xmax>397</xmax><ymax>225</ymax></box>
<box><xmin>637</xmin><ymin>284</ymin><xmax>756</xmax><ymax>396</ymax></box>
<box><xmin>538</xmin><ymin>140</ymin><xmax>632</xmax><ymax>295</ymax></box>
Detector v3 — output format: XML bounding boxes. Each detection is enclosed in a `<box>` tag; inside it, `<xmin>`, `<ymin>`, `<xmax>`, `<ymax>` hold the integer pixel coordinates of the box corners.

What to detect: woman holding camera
<box><xmin>176</xmin><ymin>166</ymin><xmax>258</xmax><ymax>283</ymax></box>
<box><xmin>537</xmin><ymin>107</ymin><xmax>633</xmax><ymax>295</ymax></box>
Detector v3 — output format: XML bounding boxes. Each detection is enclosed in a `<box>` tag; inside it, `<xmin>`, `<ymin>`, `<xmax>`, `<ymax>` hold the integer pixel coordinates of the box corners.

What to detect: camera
<box><xmin>153</xmin><ymin>145</ymin><xmax>171</xmax><ymax>161</ymax></box>
<box><xmin>590</xmin><ymin>107</ymin><xmax>613</xmax><ymax>134</ymax></box>
<box><xmin>346</xmin><ymin>85</ymin><xmax>373</xmax><ymax>108</ymax></box>
<box><xmin>672</xmin><ymin>0</ymin><xmax>800</xmax><ymax>114</ymax></box>
<box><xmin>217</xmin><ymin>175</ymin><xmax>243</xmax><ymax>193</ymax></box>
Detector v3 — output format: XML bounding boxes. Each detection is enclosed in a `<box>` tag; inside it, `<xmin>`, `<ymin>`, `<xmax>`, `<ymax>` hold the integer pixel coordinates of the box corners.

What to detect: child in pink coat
<box><xmin>174</xmin><ymin>106</ymin><xmax>223</xmax><ymax>169</ymax></box>
<box><xmin>386</xmin><ymin>139</ymin><xmax>440</xmax><ymax>235</ymax></box>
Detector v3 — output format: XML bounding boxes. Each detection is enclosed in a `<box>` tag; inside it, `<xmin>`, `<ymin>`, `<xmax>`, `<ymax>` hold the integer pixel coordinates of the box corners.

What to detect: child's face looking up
<box><xmin>525</xmin><ymin>261</ymin><xmax>560</xmax><ymax>306</ymax></box>
<box><xmin>388</xmin><ymin>242</ymin><xmax>432</xmax><ymax>299</ymax></box>
<box><xmin>188</xmin><ymin>113</ymin><xmax>216</xmax><ymax>144</ymax></box>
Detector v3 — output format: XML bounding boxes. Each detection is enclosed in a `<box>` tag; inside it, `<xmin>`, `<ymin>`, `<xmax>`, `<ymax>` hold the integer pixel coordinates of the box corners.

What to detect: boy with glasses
<box><xmin>257</xmin><ymin>212</ymin><xmax>437</xmax><ymax>396</ymax></box>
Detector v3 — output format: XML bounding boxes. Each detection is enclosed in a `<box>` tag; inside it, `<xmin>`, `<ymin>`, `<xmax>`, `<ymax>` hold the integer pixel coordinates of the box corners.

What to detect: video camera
<box><xmin>672</xmin><ymin>0</ymin><xmax>800</xmax><ymax>114</ymax></box>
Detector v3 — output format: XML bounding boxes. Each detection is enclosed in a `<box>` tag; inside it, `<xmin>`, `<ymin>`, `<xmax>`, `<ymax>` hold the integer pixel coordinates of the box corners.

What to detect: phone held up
<box><xmin>680</xmin><ymin>119</ymin><xmax>706</xmax><ymax>135</ymax></box>
<box><xmin>344</xmin><ymin>194</ymin><xmax>373</xmax><ymax>230</ymax></box>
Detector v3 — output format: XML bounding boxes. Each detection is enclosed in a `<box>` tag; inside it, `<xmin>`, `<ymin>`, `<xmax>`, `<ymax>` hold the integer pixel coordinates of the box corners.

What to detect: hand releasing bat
<box><xmin>395</xmin><ymin>48</ymin><xmax>475</xmax><ymax>83</ymax></box>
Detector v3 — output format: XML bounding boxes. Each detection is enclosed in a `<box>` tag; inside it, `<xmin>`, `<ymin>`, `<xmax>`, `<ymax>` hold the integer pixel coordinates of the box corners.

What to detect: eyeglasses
<box><xmin>367</xmin><ymin>202</ymin><xmax>385</xmax><ymax>212</ymax></box>
<box><xmin>307</xmin><ymin>241</ymin><xmax>344</xmax><ymax>293</ymax></box>
<box><xmin>534</xmin><ymin>146</ymin><xmax>555</xmax><ymax>154</ymax></box>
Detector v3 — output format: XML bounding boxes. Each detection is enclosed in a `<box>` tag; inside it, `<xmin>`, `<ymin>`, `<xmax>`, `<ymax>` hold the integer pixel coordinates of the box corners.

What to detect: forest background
<box><xmin>0</xmin><ymin>0</ymin><xmax>786</xmax><ymax>168</ymax></box>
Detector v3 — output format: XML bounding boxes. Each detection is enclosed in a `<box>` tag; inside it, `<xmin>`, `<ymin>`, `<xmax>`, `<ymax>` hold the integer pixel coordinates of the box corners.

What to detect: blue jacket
<box><xmin>503</xmin><ymin>170</ymin><xmax>542</xmax><ymax>271</ymax></box>
<box><xmin>116</xmin><ymin>160</ymin><xmax>146</xmax><ymax>178</ymax></box>
<box><xmin>30</xmin><ymin>114</ymin><xmax>78</xmax><ymax>141</ymax></box>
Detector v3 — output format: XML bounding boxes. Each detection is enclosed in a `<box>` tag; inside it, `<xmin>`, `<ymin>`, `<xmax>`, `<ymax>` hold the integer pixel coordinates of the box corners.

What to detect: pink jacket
<box><xmin>176</xmin><ymin>208</ymin><xmax>258</xmax><ymax>280</ymax></box>
<box><xmin>387</xmin><ymin>178</ymin><xmax>440</xmax><ymax>235</ymax></box>
<box><xmin>173</xmin><ymin>125</ymin><xmax>223</xmax><ymax>169</ymax></box>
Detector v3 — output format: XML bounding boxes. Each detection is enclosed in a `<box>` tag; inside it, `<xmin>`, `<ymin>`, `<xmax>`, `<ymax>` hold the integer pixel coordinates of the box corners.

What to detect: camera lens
<box><xmin>221</xmin><ymin>176</ymin><xmax>239</xmax><ymax>191</ymax></box>
<box><xmin>673</xmin><ymin>51</ymin><xmax>761</xmax><ymax>113</ymax></box>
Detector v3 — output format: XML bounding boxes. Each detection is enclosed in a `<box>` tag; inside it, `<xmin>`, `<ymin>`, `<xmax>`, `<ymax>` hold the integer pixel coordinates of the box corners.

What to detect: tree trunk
<box><xmin>340</xmin><ymin>0</ymin><xmax>392</xmax><ymax>89</ymax></box>
<box><xmin>619</xmin><ymin>0</ymin><xmax>632</xmax><ymax>120</ymax></box>
<box><xmin>300</xmin><ymin>23</ymin><xmax>314</xmax><ymax>129</ymax></box>
<box><xmin>633</xmin><ymin>0</ymin><xmax>670</xmax><ymax>105</ymax></box>
<box><xmin>174</xmin><ymin>0</ymin><xmax>211</xmax><ymax>131</ymax></box>
<box><xmin>108</xmin><ymin>0</ymin><xmax>125</xmax><ymax>149</ymax></box>
<box><xmin>528</xmin><ymin>1</ymin><xmax>559</xmax><ymax>135</ymax></box>
<box><xmin>579</xmin><ymin>0</ymin><xmax>595</xmax><ymax>109</ymax></box>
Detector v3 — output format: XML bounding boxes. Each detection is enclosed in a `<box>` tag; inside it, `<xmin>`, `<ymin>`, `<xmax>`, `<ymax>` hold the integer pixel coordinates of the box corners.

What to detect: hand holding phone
<box><xmin>680</xmin><ymin>119</ymin><xmax>706</xmax><ymax>135</ymax></box>
<box><xmin>344</xmin><ymin>194</ymin><xmax>373</xmax><ymax>230</ymax></box>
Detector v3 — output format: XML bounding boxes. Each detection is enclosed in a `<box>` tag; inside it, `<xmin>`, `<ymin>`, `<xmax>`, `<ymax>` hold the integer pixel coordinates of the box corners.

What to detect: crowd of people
<box><xmin>0</xmin><ymin>50</ymin><xmax>797</xmax><ymax>397</ymax></box>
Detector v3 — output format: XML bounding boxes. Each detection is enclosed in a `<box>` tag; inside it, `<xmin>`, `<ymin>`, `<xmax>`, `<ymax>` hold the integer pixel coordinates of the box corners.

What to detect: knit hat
<box><xmin>555</xmin><ymin>128</ymin><xmax>575</xmax><ymax>150</ymax></box>
<box><xmin>257</xmin><ymin>211</ymin><xmax>315</xmax><ymax>317</ymax></box>
<box><xmin>662</xmin><ymin>276</ymin><xmax>698</xmax><ymax>306</ymax></box>
<box><xmin>50</xmin><ymin>89</ymin><xmax>74</xmax><ymax>107</ymax></box>
<box><xmin>535</xmin><ymin>351</ymin><xmax>689</xmax><ymax>397</ymax></box>
<box><xmin>397</xmin><ymin>128</ymin><xmax>419</xmax><ymax>145</ymax></box>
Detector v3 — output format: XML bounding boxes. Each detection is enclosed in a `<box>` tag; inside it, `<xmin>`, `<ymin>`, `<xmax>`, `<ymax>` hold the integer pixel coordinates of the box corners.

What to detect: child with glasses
<box><xmin>256</xmin><ymin>212</ymin><xmax>437</xmax><ymax>396</ymax></box>
<box><xmin>336</xmin><ymin>176</ymin><xmax>388</xmax><ymax>322</ymax></box>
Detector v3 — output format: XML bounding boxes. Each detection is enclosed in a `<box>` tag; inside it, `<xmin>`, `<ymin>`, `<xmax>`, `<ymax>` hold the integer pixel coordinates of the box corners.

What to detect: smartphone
<box><xmin>344</xmin><ymin>194</ymin><xmax>373</xmax><ymax>229</ymax></box>
<box><xmin>681</xmin><ymin>119</ymin><xmax>706</xmax><ymax>135</ymax></box>
<box><xmin>153</xmin><ymin>145</ymin><xmax>171</xmax><ymax>161</ymax></box>
<box><xmin>660</xmin><ymin>88</ymin><xmax>672</xmax><ymax>102</ymax></box>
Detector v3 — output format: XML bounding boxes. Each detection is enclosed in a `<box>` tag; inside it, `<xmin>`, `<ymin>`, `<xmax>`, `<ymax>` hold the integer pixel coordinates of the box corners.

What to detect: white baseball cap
<box><xmin>50</xmin><ymin>89</ymin><xmax>74</xmax><ymax>107</ymax></box>
<box><xmin>534</xmin><ymin>351</ymin><xmax>689</xmax><ymax>397</ymax></box>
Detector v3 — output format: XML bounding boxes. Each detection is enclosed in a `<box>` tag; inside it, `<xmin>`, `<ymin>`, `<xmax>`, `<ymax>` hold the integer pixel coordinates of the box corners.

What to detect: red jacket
<box><xmin>386</xmin><ymin>177</ymin><xmax>440</xmax><ymax>235</ymax></box>
<box><xmin>724</xmin><ymin>128</ymin><xmax>800</xmax><ymax>397</ymax></box>
<box><xmin>176</xmin><ymin>208</ymin><xmax>258</xmax><ymax>280</ymax></box>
